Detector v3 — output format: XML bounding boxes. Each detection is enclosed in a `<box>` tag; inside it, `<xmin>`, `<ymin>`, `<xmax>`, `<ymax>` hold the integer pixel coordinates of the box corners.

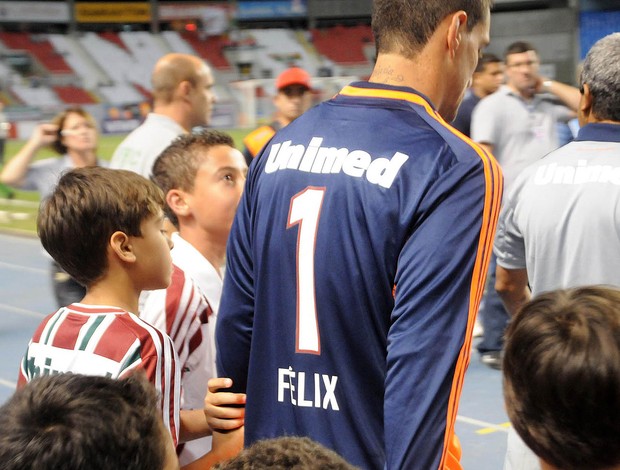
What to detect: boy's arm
<box><xmin>179</xmin><ymin>378</ymin><xmax>246</xmax><ymax>469</ymax></box>
<box><xmin>181</xmin><ymin>427</ymin><xmax>244</xmax><ymax>470</ymax></box>
<box><xmin>179</xmin><ymin>410</ymin><xmax>211</xmax><ymax>443</ymax></box>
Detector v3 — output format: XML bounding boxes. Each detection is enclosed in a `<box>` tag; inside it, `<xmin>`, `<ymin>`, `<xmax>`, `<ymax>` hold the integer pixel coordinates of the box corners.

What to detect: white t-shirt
<box><xmin>110</xmin><ymin>113</ymin><xmax>186</xmax><ymax>178</ymax></box>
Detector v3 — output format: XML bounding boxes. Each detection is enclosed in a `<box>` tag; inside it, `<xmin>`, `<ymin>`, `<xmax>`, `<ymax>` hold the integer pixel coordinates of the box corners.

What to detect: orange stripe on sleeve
<box><xmin>438</xmin><ymin>146</ymin><xmax>503</xmax><ymax>470</ymax></box>
<box><xmin>340</xmin><ymin>84</ymin><xmax>504</xmax><ymax>469</ymax></box>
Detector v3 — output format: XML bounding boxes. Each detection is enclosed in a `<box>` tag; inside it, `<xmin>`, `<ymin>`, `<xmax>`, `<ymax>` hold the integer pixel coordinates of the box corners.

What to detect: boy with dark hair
<box><xmin>0</xmin><ymin>373</ymin><xmax>179</xmax><ymax>470</ymax></box>
<box><xmin>503</xmin><ymin>286</ymin><xmax>620</xmax><ymax>470</ymax></box>
<box><xmin>18</xmin><ymin>166</ymin><xmax>181</xmax><ymax>445</ymax></box>
<box><xmin>143</xmin><ymin>130</ymin><xmax>247</xmax><ymax>465</ymax></box>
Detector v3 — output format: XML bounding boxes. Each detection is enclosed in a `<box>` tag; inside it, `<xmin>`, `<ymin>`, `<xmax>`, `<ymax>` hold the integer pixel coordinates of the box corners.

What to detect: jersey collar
<box><xmin>575</xmin><ymin>122</ymin><xmax>620</xmax><ymax>143</ymax></box>
<box><xmin>337</xmin><ymin>81</ymin><xmax>438</xmax><ymax>115</ymax></box>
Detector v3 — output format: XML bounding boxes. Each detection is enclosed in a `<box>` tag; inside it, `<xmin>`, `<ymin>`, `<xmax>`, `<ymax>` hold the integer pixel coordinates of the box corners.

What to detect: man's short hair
<box><xmin>0</xmin><ymin>373</ymin><xmax>168</xmax><ymax>470</ymax></box>
<box><xmin>504</xmin><ymin>41</ymin><xmax>537</xmax><ymax>60</ymax></box>
<box><xmin>475</xmin><ymin>52</ymin><xmax>501</xmax><ymax>73</ymax></box>
<box><xmin>372</xmin><ymin>0</ymin><xmax>492</xmax><ymax>58</ymax></box>
<box><xmin>151</xmin><ymin>53</ymin><xmax>206</xmax><ymax>104</ymax></box>
<box><xmin>503</xmin><ymin>286</ymin><xmax>620</xmax><ymax>470</ymax></box>
<box><xmin>213</xmin><ymin>436</ymin><xmax>358</xmax><ymax>469</ymax></box>
<box><xmin>579</xmin><ymin>32</ymin><xmax>620</xmax><ymax>122</ymax></box>
<box><xmin>151</xmin><ymin>130</ymin><xmax>235</xmax><ymax>227</ymax></box>
<box><xmin>37</xmin><ymin>167</ymin><xmax>165</xmax><ymax>287</ymax></box>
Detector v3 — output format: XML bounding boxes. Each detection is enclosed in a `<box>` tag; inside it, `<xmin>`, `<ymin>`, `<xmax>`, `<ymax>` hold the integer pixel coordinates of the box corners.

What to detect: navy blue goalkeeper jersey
<box><xmin>217</xmin><ymin>81</ymin><xmax>502</xmax><ymax>470</ymax></box>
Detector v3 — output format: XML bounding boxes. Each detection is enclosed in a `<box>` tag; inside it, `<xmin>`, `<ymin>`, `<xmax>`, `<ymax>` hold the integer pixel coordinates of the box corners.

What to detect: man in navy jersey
<box><xmin>216</xmin><ymin>1</ymin><xmax>501</xmax><ymax>469</ymax></box>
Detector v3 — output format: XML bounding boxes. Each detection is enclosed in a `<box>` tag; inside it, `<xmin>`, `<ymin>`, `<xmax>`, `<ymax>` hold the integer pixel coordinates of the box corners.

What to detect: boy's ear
<box><xmin>110</xmin><ymin>231</ymin><xmax>136</xmax><ymax>263</ymax></box>
<box><xmin>166</xmin><ymin>189</ymin><xmax>190</xmax><ymax>219</ymax></box>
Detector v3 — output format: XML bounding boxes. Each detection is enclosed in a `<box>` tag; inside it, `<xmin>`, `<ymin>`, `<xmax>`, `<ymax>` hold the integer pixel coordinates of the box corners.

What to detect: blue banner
<box><xmin>580</xmin><ymin>10</ymin><xmax>620</xmax><ymax>59</ymax></box>
<box><xmin>237</xmin><ymin>0</ymin><xmax>307</xmax><ymax>20</ymax></box>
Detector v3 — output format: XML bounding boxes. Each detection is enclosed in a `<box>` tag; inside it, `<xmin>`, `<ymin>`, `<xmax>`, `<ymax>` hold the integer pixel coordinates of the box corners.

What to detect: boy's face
<box><xmin>131</xmin><ymin>210</ymin><xmax>174</xmax><ymax>290</ymax></box>
<box><xmin>185</xmin><ymin>145</ymin><xmax>247</xmax><ymax>243</ymax></box>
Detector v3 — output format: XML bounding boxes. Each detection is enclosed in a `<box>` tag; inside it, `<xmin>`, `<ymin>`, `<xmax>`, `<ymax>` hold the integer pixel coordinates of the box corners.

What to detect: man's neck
<box><xmin>152</xmin><ymin>102</ymin><xmax>191</xmax><ymax>132</ymax></box>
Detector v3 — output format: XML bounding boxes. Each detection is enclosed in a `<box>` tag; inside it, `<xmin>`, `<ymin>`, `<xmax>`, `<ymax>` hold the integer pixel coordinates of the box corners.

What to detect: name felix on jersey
<box><xmin>265</xmin><ymin>137</ymin><xmax>409</xmax><ymax>189</ymax></box>
<box><xmin>278</xmin><ymin>367</ymin><xmax>340</xmax><ymax>411</ymax></box>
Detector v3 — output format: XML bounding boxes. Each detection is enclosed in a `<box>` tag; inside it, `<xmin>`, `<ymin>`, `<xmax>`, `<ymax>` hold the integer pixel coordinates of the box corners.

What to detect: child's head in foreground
<box><xmin>37</xmin><ymin>166</ymin><xmax>170</xmax><ymax>290</ymax></box>
<box><xmin>503</xmin><ymin>286</ymin><xmax>620</xmax><ymax>470</ymax></box>
<box><xmin>0</xmin><ymin>372</ymin><xmax>178</xmax><ymax>470</ymax></box>
<box><xmin>213</xmin><ymin>435</ymin><xmax>358</xmax><ymax>469</ymax></box>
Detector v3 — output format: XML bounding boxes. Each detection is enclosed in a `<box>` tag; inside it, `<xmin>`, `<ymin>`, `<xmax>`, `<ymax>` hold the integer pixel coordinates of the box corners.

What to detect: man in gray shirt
<box><xmin>470</xmin><ymin>41</ymin><xmax>580</xmax><ymax>369</ymax></box>
<box><xmin>494</xmin><ymin>32</ymin><xmax>620</xmax><ymax>470</ymax></box>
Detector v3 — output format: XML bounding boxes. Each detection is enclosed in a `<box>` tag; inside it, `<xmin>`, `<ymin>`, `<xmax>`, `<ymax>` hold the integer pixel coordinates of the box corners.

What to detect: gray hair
<box><xmin>579</xmin><ymin>33</ymin><xmax>620</xmax><ymax>122</ymax></box>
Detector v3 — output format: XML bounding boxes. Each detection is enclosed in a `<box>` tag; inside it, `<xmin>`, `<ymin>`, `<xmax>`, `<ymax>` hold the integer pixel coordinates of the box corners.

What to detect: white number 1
<box><xmin>287</xmin><ymin>187</ymin><xmax>326</xmax><ymax>354</ymax></box>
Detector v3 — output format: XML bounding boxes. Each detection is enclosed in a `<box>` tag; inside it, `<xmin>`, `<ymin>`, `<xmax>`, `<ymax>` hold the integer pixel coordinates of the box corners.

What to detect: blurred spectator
<box><xmin>110</xmin><ymin>53</ymin><xmax>216</xmax><ymax>179</ymax></box>
<box><xmin>452</xmin><ymin>52</ymin><xmax>504</xmax><ymax>137</ymax></box>
<box><xmin>242</xmin><ymin>67</ymin><xmax>312</xmax><ymax>165</ymax></box>
<box><xmin>493</xmin><ymin>32</ymin><xmax>620</xmax><ymax>470</ymax></box>
<box><xmin>471</xmin><ymin>41</ymin><xmax>580</xmax><ymax>370</ymax></box>
<box><xmin>0</xmin><ymin>107</ymin><xmax>104</xmax><ymax>307</ymax></box>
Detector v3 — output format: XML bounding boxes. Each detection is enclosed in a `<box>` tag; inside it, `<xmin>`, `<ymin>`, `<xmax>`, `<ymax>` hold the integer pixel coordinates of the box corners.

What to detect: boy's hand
<box><xmin>204</xmin><ymin>377</ymin><xmax>246</xmax><ymax>431</ymax></box>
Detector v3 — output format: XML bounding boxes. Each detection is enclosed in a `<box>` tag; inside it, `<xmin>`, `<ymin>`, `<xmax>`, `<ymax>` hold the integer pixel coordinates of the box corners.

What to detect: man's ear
<box><xmin>579</xmin><ymin>83</ymin><xmax>593</xmax><ymax>120</ymax></box>
<box><xmin>110</xmin><ymin>231</ymin><xmax>136</xmax><ymax>264</ymax></box>
<box><xmin>166</xmin><ymin>189</ymin><xmax>190</xmax><ymax>219</ymax></box>
<box><xmin>175</xmin><ymin>80</ymin><xmax>193</xmax><ymax>101</ymax></box>
<box><xmin>447</xmin><ymin>11</ymin><xmax>468</xmax><ymax>59</ymax></box>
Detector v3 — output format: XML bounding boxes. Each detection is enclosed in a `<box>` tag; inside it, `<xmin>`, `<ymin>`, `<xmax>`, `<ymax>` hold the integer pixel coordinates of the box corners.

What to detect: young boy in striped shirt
<box><xmin>17</xmin><ymin>167</ymin><xmax>245</xmax><ymax>468</ymax></box>
<box><xmin>17</xmin><ymin>167</ymin><xmax>183</xmax><ymax>446</ymax></box>
<box><xmin>141</xmin><ymin>130</ymin><xmax>247</xmax><ymax>466</ymax></box>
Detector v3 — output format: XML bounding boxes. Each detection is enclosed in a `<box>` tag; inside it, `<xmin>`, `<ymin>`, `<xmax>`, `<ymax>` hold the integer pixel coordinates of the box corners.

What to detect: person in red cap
<box><xmin>242</xmin><ymin>67</ymin><xmax>312</xmax><ymax>164</ymax></box>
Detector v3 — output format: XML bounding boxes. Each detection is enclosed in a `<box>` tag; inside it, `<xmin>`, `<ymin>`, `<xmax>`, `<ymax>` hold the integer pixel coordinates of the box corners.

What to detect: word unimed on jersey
<box><xmin>265</xmin><ymin>137</ymin><xmax>409</xmax><ymax>189</ymax></box>
<box><xmin>278</xmin><ymin>367</ymin><xmax>340</xmax><ymax>410</ymax></box>
<box><xmin>534</xmin><ymin>160</ymin><xmax>620</xmax><ymax>185</ymax></box>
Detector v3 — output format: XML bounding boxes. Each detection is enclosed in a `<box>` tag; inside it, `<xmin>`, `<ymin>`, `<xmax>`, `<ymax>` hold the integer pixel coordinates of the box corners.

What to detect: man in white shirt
<box><xmin>110</xmin><ymin>53</ymin><xmax>216</xmax><ymax>179</ymax></box>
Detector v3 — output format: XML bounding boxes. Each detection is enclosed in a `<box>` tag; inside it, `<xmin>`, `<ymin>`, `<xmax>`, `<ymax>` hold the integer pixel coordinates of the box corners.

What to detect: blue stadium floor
<box><xmin>0</xmin><ymin>232</ymin><xmax>508</xmax><ymax>469</ymax></box>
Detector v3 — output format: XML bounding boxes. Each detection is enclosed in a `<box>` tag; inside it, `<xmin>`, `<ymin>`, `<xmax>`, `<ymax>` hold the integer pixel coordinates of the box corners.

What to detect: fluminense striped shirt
<box><xmin>18</xmin><ymin>303</ymin><xmax>181</xmax><ymax>445</ymax></box>
<box><xmin>141</xmin><ymin>264</ymin><xmax>214</xmax><ymax>464</ymax></box>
